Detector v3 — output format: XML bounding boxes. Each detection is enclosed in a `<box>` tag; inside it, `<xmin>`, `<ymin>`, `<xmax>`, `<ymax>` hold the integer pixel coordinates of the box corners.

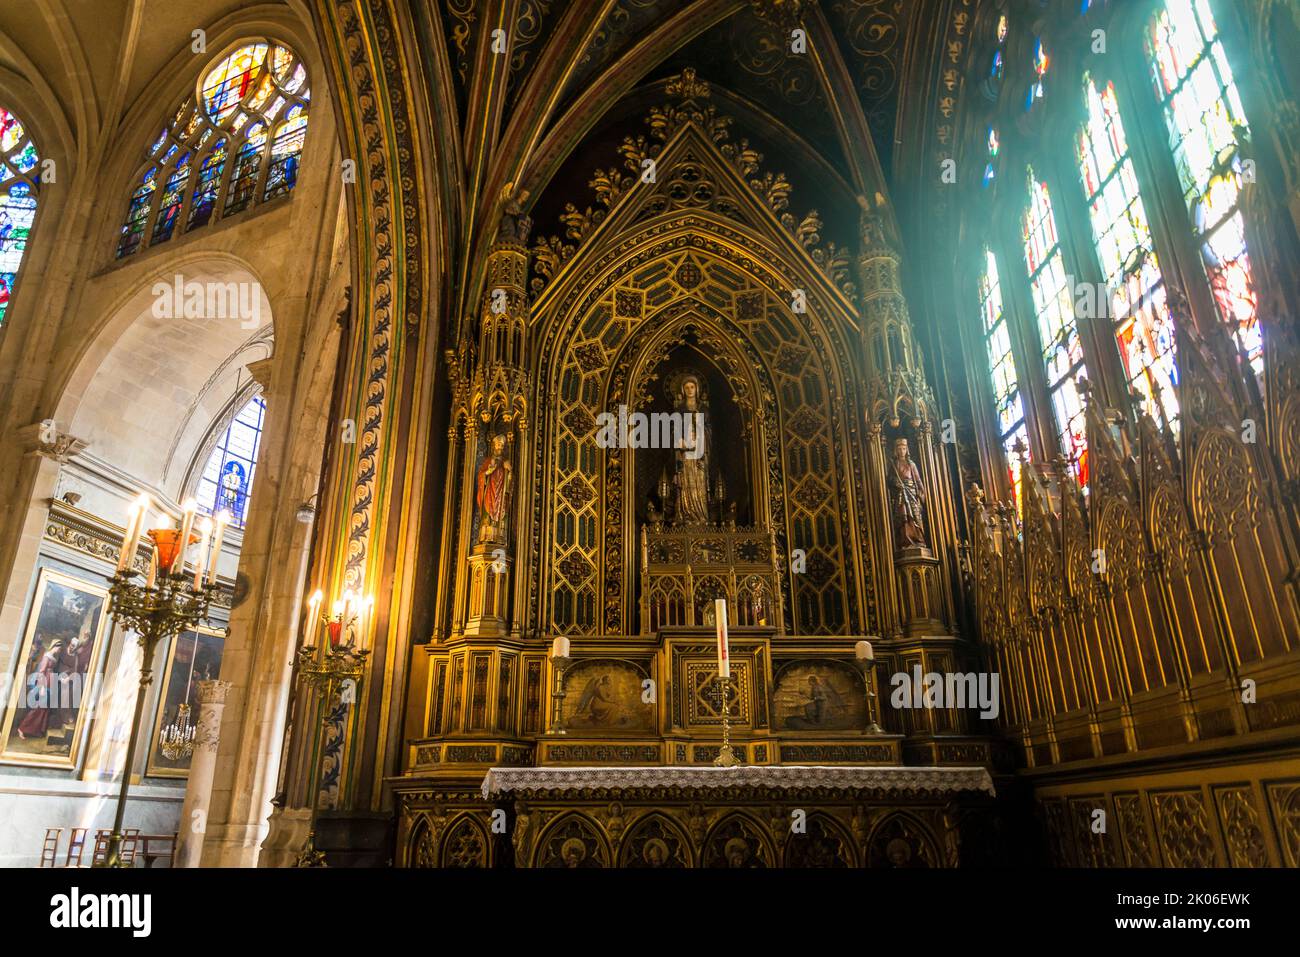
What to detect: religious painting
<box><xmin>703</xmin><ymin>816</ymin><xmax>771</xmax><ymax>868</ymax></box>
<box><xmin>782</xmin><ymin>815</ymin><xmax>854</xmax><ymax>867</ymax></box>
<box><xmin>562</xmin><ymin>659</ymin><xmax>654</xmax><ymax>732</ymax></box>
<box><xmin>535</xmin><ymin>815</ymin><xmax>608</xmax><ymax>868</ymax></box>
<box><xmin>619</xmin><ymin>815</ymin><xmax>691</xmax><ymax>868</ymax></box>
<box><xmin>774</xmin><ymin>660</ymin><xmax>864</xmax><ymax>731</ymax></box>
<box><xmin>147</xmin><ymin>625</ymin><xmax>225</xmax><ymax>777</ymax></box>
<box><xmin>867</xmin><ymin>815</ymin><xmax>939</xmax><ymax>868</ymax></box>
<box><xmin>0</xmin><ymin>568</ymin><xmax>110</xmax><ymax>768</ymax></box>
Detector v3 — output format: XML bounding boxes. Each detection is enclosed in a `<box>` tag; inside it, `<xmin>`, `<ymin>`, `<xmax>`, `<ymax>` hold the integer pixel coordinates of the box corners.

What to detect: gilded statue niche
<box><xmin>530</xmin><ymin>218</ymin><xmax>868</xmax><ymax>639</ymax></box>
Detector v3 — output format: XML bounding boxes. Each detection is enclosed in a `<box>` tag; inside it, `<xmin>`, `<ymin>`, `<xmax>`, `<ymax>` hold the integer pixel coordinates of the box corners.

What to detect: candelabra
<box><xmin>98</xmin><ymin>496</ymin><xmax>224</xmax><ymax>868</ymax></box>
<box><xmin>295</xmin><ymin>589</ymin><xmax>371</xmax><ymax>867</ymax></box>
<box><xmin>159</xmin><ymin>703</ymin><xmax>196</xmax><ymax>760</ymax></box>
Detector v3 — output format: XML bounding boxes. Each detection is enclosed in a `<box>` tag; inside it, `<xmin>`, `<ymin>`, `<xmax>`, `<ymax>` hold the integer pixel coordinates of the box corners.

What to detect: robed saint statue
<box><xmin>886</xmin><ymin>436</ymin><xmax>928</xmax><ymax>550</ymax></box>
<box><xmin>476</xmin><ymin>432</ymin><xmax>513</xmax><ymax>543</ymax></box>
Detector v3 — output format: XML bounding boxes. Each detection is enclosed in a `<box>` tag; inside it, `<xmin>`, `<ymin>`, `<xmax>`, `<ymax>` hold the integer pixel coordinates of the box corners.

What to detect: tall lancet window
<box><xmin>1147</xmin><ymin>0</ymin><xmax>1257</xmax><ymax>370</ymax></box>
<box><xmin>1023</xmin><ymin>168</ymin><xmax>1089</xmax><ymax>485</ymax></box>
<box><xmin>194</xmin><ymin>395</ymin><xmax>266</xmax><ymax>529</ymax></box>
<box><xmin>0</xmin><ymin>105</ymin><xmax>41</xmax><ymax>327</ymax></box>
<box><xmin>980</xmin><ymin>248</ymin><xmax>1028</xmax><ymax>510</ymax></box>
<box><xmin>1077</xmin><ymin>74</ymin><xmax>1179</xmax><ymax>431</ymax></box>
<box><xmin>116</xmin><ymin>41</ymin><xmax>310</xmax><ymax>259</ymax></box>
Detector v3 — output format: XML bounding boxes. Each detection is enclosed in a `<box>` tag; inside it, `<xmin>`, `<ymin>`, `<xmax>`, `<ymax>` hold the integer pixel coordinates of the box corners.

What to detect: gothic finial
<box><xmin>664</xmin><ymin>67</ymin><xmax>711</xmax><ymax>102</ymax></box>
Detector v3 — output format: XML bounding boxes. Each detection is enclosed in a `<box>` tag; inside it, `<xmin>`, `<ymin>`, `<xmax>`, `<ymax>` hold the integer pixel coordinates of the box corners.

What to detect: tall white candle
<box><xmin>715</xmin><ymin>598</ymin><xmax>729</xmax><ymax>678</ymax></box>
<box><xmin>207</xmin><ymin>510</ymin><xmax>230</xmax><ymax>584</ymax></box>
<box><xmin>119</xmin><ymin>495</ymin><xmax>150</xmax><ymax>573</ymax></box>
<box><xmin>177</xmin><ymin>498</ymin><xmax>198</xmax><ymax>575</ymax></box>
<box><xmin>145</xmin><ymin>549</ymin><xmax>158</xmax><ymax>589</ymax></box>
<box><xmin>192</xmin><ymin>518</ymin><xmax>213</xmax><ymax>590</ymax></box>
<box><xmin>116</xmin><ymin>502</ymin><xmax>141</xmax><ymax>573</ymax></box>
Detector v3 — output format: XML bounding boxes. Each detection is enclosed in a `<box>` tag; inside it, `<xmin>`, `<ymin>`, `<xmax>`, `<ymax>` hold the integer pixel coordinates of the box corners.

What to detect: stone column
<box><xmin>175</xmin><ymin>679</ymin><xmax>231</xmax><ymax>867</ymax></box>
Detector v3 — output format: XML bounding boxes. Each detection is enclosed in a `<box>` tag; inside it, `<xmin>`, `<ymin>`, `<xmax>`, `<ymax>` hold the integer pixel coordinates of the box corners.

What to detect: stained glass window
<box><xmin>195</xmin><ymin>395</ymin><xmax>266</xmax><ymax>529</ymax></box>
<box><xmin>1026</xmin><ymin>37</ymin><xmax>1049</xmax><ymax>110</ymax></box>
<box><xmin>0</xmin><ymin>105</ymin><xmax>41</xmax><ymax>327</ymax></box>
<box><xmin>1077</xmin><ymin>75</ymin><xmax>1180</xmax><ymax>431</ymax></box>
<box><xmin>983</xmin><ymin>127</ymin><xmax>1000</xmax><ymax>187</ymax></box>
<box><xmin>1147</xmin><ymin>0</ymin><xmax>1258</xmax><ymax>370</ymax></box>
<box><xmin>980</xmin><ymin>248</ymin><xmax>1029</xmax><ymax>510</ymax></box>
<box><xmin>1023</xmin><ymin>168</ymin><xmax>1089</xmax><ymax>485</ymax></box>
<box><xmin>116</xmin><ymin>41</ymin><xmax>309</xmax><ymax>259</ymax></box>
<box><xmin>263</xmin><ymin>106</ymin><xmax>307</xmax><ymax>201</ymax></box>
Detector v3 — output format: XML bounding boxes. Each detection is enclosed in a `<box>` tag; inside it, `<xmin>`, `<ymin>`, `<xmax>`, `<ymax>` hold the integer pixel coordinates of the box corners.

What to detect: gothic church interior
<box><xmin>0</xmin><ymin>0</ymin><xmax>1297</xmax><ymax>870</ymax></box>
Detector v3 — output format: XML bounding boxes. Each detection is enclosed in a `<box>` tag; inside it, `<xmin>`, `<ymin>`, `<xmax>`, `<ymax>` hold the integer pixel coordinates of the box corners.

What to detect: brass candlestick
<box><xmin>295</xmin><ymin>595</ymin><xmax>370</xmax><ymax>868</ymax></box>
<box><xmin>856</xmin><ymin>656</ymin><xmax>884</xmax><ymax>734</ymax></box>
<box><xmin>100</xmin><ymin>564</ymin><xmax>215</xmax><ymax>867</ymax></box>
<box><xmin>548</xmin><ymin>655</ymin><xmax>571</xmax><ymax>735</ymax></box>
<box><xmin>713</xmin><ymin>673</ymin><xmax>740</xmax><ymax>767</ymax></box>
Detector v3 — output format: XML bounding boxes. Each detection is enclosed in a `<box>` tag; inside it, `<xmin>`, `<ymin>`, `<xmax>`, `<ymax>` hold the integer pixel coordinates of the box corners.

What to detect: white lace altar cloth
<box><xmin>481</xmin><ymin>765</ymin><xmax>995</xmax><ymax>799</ymax></box>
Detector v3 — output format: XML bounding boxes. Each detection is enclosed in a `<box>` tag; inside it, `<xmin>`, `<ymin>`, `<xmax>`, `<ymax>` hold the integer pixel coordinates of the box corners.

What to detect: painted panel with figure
<box><xmin>562</xmin><ymin>659</ymin><xmax>655</xmax><ymax>732</ymax></box>
<box><xmin>147</xmin><ymin>625</ymin><xmax>226</xmax><ymax>777</ymax></box>
<box><xmin>774</xmin><ymin>660</ymin><xmax>864</xmax><ymax>731</ymax></box>
<box><xmin>1</xmin><ymin>569</ymin><xmax>110</xmax><ymax>767</ymax></box>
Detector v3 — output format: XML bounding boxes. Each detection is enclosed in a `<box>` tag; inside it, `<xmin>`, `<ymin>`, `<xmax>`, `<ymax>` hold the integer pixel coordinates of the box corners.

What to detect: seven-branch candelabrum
<box><xmin>294</xmin><ymin>588</ymin><xmax>374</xmax><ymax>867</ymax></box>
<box><xmin>98</xmin><ymin>496</ymin><xmax>227</xmax><ymax>867</ymax></box>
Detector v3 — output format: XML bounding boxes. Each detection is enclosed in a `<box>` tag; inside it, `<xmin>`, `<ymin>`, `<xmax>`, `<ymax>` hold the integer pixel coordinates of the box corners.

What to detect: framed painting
<box><xmin>1</xmin><ymin>568</ymin><xmax>111</xmax><ymax>768</ymax></box>
<box><xmin>147</xmin><ymin>625</ymin><xmax>225</xmax><ymax>777</ymax></box>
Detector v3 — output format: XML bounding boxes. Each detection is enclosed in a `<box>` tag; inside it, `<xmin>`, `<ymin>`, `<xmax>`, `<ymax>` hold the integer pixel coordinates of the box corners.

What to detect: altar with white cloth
<box><xmin>475</xmin><ymin>763</ymin><xmax>997</xmax><ymax>868</ymax></box>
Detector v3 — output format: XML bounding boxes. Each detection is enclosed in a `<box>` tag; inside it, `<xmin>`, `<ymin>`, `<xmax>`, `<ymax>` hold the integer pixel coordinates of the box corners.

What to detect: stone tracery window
<box><xmin>0</xmin><ymin>105</ymin><xmax>41</xmax><ymax>327</ymax></box>
<box><xmin>1022</xmin><ymin>168</ymin><xmax>1089</xmax><ymax>486</ymax></box>
<box><xmin>116</xmin><ymin>41</ymin><xmax>310</xmax><ymax>259</ymax></box>
<box><xmin>1076</xmin><ymin>73</ymin><xmax>1178</xmax><ymax>431</ymax></box>
<box><xmin>1146</xmin><ymin>0</ymin><xmax>1257</xmax><ymax>370</ymax></box>
<box><xmin>978</xmin><ymin>247</ymin><xmax>1027</xmax><ymax>511</ymax></box>
<box><xmin>965</xmin><ymin>0</ymin><xmax>1267</xmax><ymax>502</ymax></box>
<box><xmin>192</xmin><ymin>395</ymin><xmax>267</xmax><ymax>529</ymax></box>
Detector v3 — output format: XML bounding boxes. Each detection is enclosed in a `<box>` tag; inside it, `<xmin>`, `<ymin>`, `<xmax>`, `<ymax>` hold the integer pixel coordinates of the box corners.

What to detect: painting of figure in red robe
<box><xmin>1</xmin><ymin>569</ymin><xmax>109</xmax><ymax>767</ymax></box>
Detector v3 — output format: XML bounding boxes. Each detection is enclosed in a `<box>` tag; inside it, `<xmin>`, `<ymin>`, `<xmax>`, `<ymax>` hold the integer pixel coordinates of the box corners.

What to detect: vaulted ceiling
<box><xmin>402</xmin><ymin>0</ymin><xmax>931</xmax><ymax>330</ymax></box>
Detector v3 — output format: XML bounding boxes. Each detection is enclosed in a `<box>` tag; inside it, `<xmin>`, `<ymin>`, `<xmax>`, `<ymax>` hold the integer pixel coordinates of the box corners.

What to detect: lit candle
<box><xmin>192</xmin><ymin>518</ymin><xmax>213</xmax><ymax>590</ymax></box>
<box><xmin>304</xmin><ymin>590</ymin><xmax>323</xmax><ymax>646</ymax></box>
<box><xmin>715</xmin><ymin>598</ymin><xmax>729</xmax><ymax>678</ymax></box>
<box><xmin>342</xmin><ymin>589</ymin><xmax>356</xmax><ymax>622</ymax></box>
<box><xmin>177</xmin><ymin>498</ymin><xmax>198</xmax><ymax>577</ymax></box>
<box><xmin>855</xmin><ymin>639</ymin><xmax>874</xmax><ymax>662</ymax></box>
<box><xmin>207</xmin><ymin>510</ymin><xmax>231</xmax><ymax>584</ymax></box>
<box><xmin>551</xmin><ymin>635</ymin><xmax>570</xmax><ymax>659</ymax></box>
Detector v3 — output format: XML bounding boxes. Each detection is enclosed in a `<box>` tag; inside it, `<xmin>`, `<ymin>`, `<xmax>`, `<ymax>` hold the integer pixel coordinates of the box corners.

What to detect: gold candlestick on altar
<box><xmin>713</xmin><ymin>598</ymin><xmax>740</xmax><ymax>766</ymax></box>
<box><xmin>549</xmin><ymin>635</ymin><xmax>571</xmax><ymax>735</ymax></box>
<box><xmin>855</xmin><ymin>639</ymin><xmax>884</xmax><ymax>734</ymax></box>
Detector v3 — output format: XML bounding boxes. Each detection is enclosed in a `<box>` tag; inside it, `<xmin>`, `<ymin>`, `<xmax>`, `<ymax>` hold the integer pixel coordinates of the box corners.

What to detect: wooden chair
<box><xmin>64</xmin><ymin>827</ymin><xmax>89</xmax><ymax>867</ymax></box>
<box><xmin>91</xmin><ymin>830</ymin><xmax>110</xmax><ymax>867</ymax></box>
<box><xmin>120</xmin><ymin>829</ymin><xmax>140</xmax><ymax>867</ymax></box>
<box><xmin>39</xmin><ymin>828</ymin><xmax>61</xmax><ymax>868</ymax></box>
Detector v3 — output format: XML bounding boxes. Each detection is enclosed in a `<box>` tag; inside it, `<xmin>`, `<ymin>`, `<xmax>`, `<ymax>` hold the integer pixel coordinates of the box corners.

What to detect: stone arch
<box><xmin>618</xmin><ymin>812</ymin><xmax>693</xmax><ymax>868</ymax></box>
<box><xmin>532</xmin><ymin>812</ymin><xmax>611</xmax><ymax>868</ymax></box>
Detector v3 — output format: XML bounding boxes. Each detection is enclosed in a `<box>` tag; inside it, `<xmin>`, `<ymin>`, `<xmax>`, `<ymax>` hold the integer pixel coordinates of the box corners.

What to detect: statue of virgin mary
<box><xmin>669</xmin><ymin>372</ymin><xmax>710</xmax><ymax>525</ymax></box>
